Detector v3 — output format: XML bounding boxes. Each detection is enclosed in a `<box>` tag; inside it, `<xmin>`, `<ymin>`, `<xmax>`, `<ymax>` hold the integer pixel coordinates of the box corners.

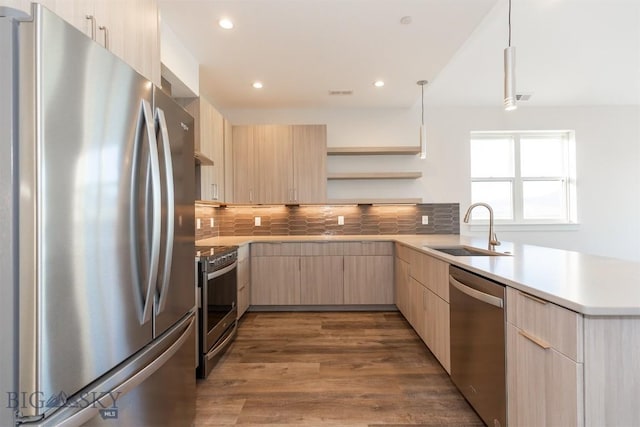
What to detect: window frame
<box><xmin>469</xmin><ymin>130</ymin><xmax>577</xmax><ymax>226</ymax></box>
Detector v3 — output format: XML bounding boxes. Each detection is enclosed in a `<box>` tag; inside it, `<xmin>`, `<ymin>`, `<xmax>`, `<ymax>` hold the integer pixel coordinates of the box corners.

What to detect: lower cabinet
<box><xmin>300</xmin><ymin>256</ymin><xmax>344</xmax><ymax>304</ymax></box>
<box><xmin>506</xmin><ymin>287</ymin><xmax>584</xmax><ymax>426</ymax></box>
<box><xmin>507</xmin><ymin>323</ymin><xmax>584</xmax><ymax>426</ymax></box>
<box><xmin>422</xmin><ymin>286</ymin><xmax>450</xmax><ymax>373</ymax></box>
<box><xmin>237</xmin><ymin>244</ymin><xmax>250</xmax><ymax>318</ymax></box>
<box><xmin>394</xmin><ymin>243</ymin><xmax>451</xmax><ymax>373</ymax></box>
<box><xmin>344</xmin><ymin>255</ymin><xmax>394</xmax><ymax>304</ymax></box>
<box><xmin>394</xmin><ymin>256</ymin><xmax>410</xmax><ymax>316</ymax></box>
<box><xmin>251</xmin><ymin>256</ymin><xmax>301</xmax><ymax>305</ymax></box>
<box><xmin>250</xmin><ymin>242</ymin><xmax>393</xmax><ymax>306</ymax></box>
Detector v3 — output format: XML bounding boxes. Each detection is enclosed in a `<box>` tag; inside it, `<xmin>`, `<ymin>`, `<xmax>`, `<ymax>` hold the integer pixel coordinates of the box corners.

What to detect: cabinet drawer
<box><xmin>343</xmin><ymin>241</ymin><xmax>393</xmax><ymax>256</ymax></box>
<box><xmin>409</xmin><ymin>250</ymin><xmax>449</xmax><ymax>302</ymax></box>
<box><xmin>395</xmin><ymin>243</ymin><xmax>412</xmax><ymax>262</ymax></box>
<box><xmin>507</xmin><ymin>287</ymin><xmax>583</xmax><ymax>362</ymax></box>
<box><xmin>300</xmin><ymin>242</ymin><xmax>344</xmax><ymax>256</ymax></box>
<box><xmin>251</xmin><ymin>242</ymin><xmax>301</xmax><ymax>256</ymax></box>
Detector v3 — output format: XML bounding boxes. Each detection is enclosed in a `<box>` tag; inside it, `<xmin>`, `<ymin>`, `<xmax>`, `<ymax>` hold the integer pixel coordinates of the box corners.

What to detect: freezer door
<box><xmin>153</xmin><ymin>88</ymin><xmax>196</xmax><ymax>337</ymax></box>
<box><xmin>23</xmin><ymin>314</ymin><xmax>196</xmax><ymax>427</ymax></box>
<box><xmin>16</xmin><ymin>5</ymin><xmax>159</xmax><ymax>418</ymax></box>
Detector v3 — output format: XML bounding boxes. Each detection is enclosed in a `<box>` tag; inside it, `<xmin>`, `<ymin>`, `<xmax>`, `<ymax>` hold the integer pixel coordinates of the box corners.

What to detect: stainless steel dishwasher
<box><xmin>449</xmin><ymin>265</ymin><xmax>506</xmax><ymax>427</ymax></box>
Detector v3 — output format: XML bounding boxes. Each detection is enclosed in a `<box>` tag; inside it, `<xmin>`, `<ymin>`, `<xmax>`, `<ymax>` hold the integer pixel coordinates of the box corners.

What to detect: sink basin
<box><xmin>426</xmin><ymin>245</ymin><xmax>511</xmax><ymax>257</ymax></box>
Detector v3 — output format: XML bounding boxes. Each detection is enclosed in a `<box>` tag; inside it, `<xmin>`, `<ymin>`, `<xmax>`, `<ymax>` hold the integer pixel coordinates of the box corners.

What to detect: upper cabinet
<box><xmin>232</xmin><ymin>124</ymin><xmax>327</xmax><ymax>204</ymax></box>
<box><xmin>183</xmin><ymin>96</ymin><xmax>227</xmax><ymax>202</ymax></box>
<box><xmin>5</xmin><ymin>0</ymin><xmax>160</xmax><ymax>85</ymax></box>
<box><xmin>292</xmin><ymin>125</ymin><xmax>327</xmax><ymax>204</ymax></box>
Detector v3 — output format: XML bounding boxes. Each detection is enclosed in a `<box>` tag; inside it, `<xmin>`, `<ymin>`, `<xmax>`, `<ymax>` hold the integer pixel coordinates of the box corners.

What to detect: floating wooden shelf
<box><xmin>327</xmin><ymin>172</ymin><xmax>422</xmax><ymax>180</ymax></box>
<box><xmin>327</xmin><ymin>146</ymin><xmax>421</xmax><ymax>155</ymax></box>
<box><xmin>327</xmin><ymin>198</ymin><xmax>423</xmax><ymax>205</ymax></box>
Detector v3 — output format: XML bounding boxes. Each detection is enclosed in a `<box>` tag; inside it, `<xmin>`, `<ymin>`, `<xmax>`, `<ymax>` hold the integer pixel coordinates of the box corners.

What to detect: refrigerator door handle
<box><xmin>155</xmin><ymin>107</ymin><xmax>175</xmax><ymax>314</ymax></box>
<box><xmin>139</xmin><ymin>99</ymin><xmax>161</xmax><ymax>325</ymax></box>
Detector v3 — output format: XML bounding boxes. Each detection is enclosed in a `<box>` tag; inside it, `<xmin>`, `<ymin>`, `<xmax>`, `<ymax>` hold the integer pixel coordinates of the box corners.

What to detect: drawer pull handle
<box><xmin>519</xmin><ymin>291</ymin><xmax>548</xmax><ymax>305</ymax></box>
<box><xmin>518</xmin><ymin>330</ymin><xmax>551</xmax><ymax>349</ymax></box>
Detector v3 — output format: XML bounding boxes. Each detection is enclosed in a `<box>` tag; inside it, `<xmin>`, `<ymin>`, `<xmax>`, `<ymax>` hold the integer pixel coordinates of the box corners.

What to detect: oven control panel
<box><xmin>209</xmin><ymin>251</ymin><xmax>237</xmax><ymax>270</ymax></box>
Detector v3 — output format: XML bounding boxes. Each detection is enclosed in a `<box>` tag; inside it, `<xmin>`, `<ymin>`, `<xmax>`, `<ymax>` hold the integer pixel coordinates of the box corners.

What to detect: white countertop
<box><xmin>197</xmin><ymin>234</ymin><xmax>640</xmax><ymax>316</ymax></box>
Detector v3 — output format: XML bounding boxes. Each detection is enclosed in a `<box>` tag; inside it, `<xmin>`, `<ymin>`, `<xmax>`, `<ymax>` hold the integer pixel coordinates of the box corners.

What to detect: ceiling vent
<box><xmin>328</xmin><ymin>90</ymin><xmax>353</xmax><ymax>96</ymax></box>
<box><xmin>516</xmin><ymin>93</ymin><xmax>532</xmax><ymax>101</ymax></box>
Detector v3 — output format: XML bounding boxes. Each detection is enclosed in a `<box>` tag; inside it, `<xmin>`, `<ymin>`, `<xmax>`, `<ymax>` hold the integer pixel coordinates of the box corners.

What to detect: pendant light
<box><xmin>417</xmin><ymin>80</ymin><xmax>428</xmax><ymax>159</ymax></box>
<box><xmin>504</xmin><ymin>0</ymin><xmax>517</xmax><ymax>111</ymax></box>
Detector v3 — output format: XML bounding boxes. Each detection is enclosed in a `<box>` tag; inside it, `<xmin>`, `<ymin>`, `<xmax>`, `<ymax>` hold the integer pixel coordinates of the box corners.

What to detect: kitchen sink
<box><xmin>426</xmin><ymin>245</ymin><xmax>511</xmax><ymax>257</ymax></box>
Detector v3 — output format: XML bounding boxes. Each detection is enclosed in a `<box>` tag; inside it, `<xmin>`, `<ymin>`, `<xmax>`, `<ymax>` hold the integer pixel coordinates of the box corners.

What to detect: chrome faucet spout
<box><xmin>463</xmin><ymin>202</ymin><xmax>501</xmax><ymax>251</ymax></box>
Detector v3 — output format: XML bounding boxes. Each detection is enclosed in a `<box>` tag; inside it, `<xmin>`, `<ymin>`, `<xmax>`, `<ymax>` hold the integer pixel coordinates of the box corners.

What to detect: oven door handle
<box><xmin>207</xmin><ymin>260</ymin><xmax>238</xmax><ymax>281</ymax></box>
<box><xmin>450</xmin><ymin>276</ymin><xmax>504</xmax><ymax>308</ymax></box>
<box><xmin>205</xmin><ymin>322</ymin><xmax>238</xmax><ymax>360</ymax></box>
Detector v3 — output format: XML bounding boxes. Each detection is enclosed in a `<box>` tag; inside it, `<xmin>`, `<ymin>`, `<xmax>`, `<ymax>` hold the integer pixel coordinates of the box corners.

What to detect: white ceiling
<box><xmin>157</xmin><ymin>0</ymin><xmax>499</xmax><ymax>109</ymax></box>
<box><xmin>426</xmin><ymin>0</ymin><xmax>640</xmax><ymax>107</ymax></box>
<box><xmin>158</xmin><ymin>0</ymin><xmax>640</xmax><ymax>110</ymax></box>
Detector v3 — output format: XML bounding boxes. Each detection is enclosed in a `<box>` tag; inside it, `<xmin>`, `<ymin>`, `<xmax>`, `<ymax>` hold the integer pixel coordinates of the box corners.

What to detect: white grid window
<box><xmin>470</xmin><ymin>131</ymin><xmax>577</xmax><ymax>224</ymax></box>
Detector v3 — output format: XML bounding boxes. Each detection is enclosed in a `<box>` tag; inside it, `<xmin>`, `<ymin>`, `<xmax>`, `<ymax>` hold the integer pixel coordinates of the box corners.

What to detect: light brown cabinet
<box><xmin>506</xmin><ymin>323</ymin><xmax>583</xmax><ymax>427</ymax></box>
<box><xmin>223</xmin><ymin>118</ymin><xmax>234</xmax><ymax>201</ymax></box>
<box><xmin>300</xmin><ymin>256</ymin><xmax>343</xmax><ymax>304</ymax></box>
<box><xmin>409</xmin><ymin>248</ymin><xmax>449</xmax><ymax>302</ymax></box>
<box><xmin>250</xmin><ymin>243</ymin><xmax>302</xmax><ymax>305</ymax></box>
<box><xmin>422</xmin><ymin>286</ymin><xmax>450</xmax><ymax>373</ymax></box>
<box><xmin>254</xmin><ymin>125</ymin><xmax>294</xmax><ymax>204</ymax></box>
<box><xmin>250</xmin><ymin>242</ymin><xmax>393</xmax><ymax>306</ymax></box>
<box><xmin>344</xmin><ymin>256</ymin><xmax>393</xmax><ymax>304</ymax></box>
<box><xmin>506</xmin><ymin>288</ymin><xmax>584</xmax><ymax>426</ymax></box>
<box><xmin>343</xmin><ymin>242</ymin><xmax>394</xmax><ymax>305</ymax></box>
<box><xmin>394</xmin><ymin>256</ymin><xmax>410</xmax><ymax>316</ymax></box>
<box><xmin>251</xmin><ymin>256</ymin><xmax>301</xmax><ymax>305</ymax></box>
<box><xmin>232</xmin><ymin>126</ymin><xmax>254</xmax><ymax>203</ymax></box>
<box><xmin>184</xmin><ymin>96</ymin><xmax>226</xmax><ymax>202</ymax></box>
<box><xmin>14</xmin><ymin>0</ymin><xmax>160</xmax><ymax>85</ymax></box>
<box><xmin>292</xmin><ymin>125</ymin><xmax>327</xmax><ymax>203</ymax></box>
<box><xmin>237</xmin><ymin>244</ymin><xmax>250</xmax><ymax>318</ymax></box>
<box><xmin>232</xmin><ymin>124</ymin><xmax>327</xmax><ymax>204</ymax></box>
<box><xmin>394</xmin><ymin>243</ymin><xmax>451</xmax><ymax>372</ymax></box>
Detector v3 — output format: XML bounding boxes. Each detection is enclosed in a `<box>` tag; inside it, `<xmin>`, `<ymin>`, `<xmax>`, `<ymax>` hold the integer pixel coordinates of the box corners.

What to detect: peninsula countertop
<box><xmin>196</xmin><ymin>234</ymin><xmax>640</xmax><ymax>316</ymax></box>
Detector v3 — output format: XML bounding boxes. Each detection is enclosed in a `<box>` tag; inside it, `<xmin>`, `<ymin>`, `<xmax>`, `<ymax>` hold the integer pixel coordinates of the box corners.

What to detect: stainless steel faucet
<box><xmin>463</xmin><ymin>202</ymin><xmax>501</xmax><ymax>251</ymax></box>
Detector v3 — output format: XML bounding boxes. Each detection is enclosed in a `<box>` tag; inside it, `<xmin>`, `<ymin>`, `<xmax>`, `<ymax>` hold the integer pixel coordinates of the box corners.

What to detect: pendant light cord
<box><xmin>508</xmin><ymin>0</ymin><xmax>512</xmax><ymax>47</ymax></box>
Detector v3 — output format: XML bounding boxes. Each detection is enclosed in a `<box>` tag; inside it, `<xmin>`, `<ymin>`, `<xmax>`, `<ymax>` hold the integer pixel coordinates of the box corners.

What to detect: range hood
<box><xmin>194</xmin><ymin>151</ymin><xmax>214</xmax><ymax>165</ymax></box>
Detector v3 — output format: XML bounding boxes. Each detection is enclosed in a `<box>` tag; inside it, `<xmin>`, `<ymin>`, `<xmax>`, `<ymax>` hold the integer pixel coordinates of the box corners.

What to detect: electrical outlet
<box><xmin>422</xmin><ymin>215</ymin><xmax>429</xmax><ymax>225</ymax></box>
<box><xmin>254</xmin><ymin>216</ymin><xmax>261</xmax><ymax>226</ymax></box>
<box><xmin>338</xmin><ymin>215</ymin><xmax>344</xmax><ymax>225</ymax></box>
<box><xmin>210</xmin><ymin>218</ymin><xmax>214</xmax><ymax>228</ymax></box>
<box><xmin>196</xmin><ymin>218</ymin><xmax>201</xmax><ymax>229</ymax></box>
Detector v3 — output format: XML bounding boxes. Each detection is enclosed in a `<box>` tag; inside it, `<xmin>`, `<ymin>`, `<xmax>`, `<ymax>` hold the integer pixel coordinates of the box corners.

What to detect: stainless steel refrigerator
<box><xmin>0</xmin><ymin>4</ymin><xmax>196</xmax><ymax>426</ymax></box>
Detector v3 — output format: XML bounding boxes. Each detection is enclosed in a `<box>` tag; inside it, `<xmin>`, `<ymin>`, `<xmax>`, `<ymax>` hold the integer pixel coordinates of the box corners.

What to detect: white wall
<box><xmin>160</xmin><ymin>22</ymin><xmax>199</xmax><ymax>96</ymax></box>
<box><xmin>224</xmin><ymin>105</ymin><xmax>640</xmax><ymax>262</ymax></box>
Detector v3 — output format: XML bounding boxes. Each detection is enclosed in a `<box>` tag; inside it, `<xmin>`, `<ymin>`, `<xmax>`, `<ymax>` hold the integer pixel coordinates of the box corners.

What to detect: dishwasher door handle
<box><xmin>450</xmin><ymin>276</ymin><xmax>504</xmax><ymax>308</ymax></box>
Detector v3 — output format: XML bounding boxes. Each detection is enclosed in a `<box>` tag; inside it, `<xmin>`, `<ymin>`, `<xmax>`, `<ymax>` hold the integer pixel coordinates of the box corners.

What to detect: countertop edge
<box><xmin>197</xmin><ymin>235</ymin><xmax>640</xmax><ymax>317</ymax></box>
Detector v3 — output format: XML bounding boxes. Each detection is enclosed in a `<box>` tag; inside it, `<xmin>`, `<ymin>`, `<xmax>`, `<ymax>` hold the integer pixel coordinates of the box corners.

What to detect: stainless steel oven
<box><xmin>196</xmin><ymin>245</ymin><xmax>238</xmax><ymax>378</ymax></box>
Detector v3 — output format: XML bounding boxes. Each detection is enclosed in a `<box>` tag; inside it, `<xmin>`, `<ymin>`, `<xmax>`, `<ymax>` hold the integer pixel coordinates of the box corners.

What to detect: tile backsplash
<box><xmin>195</xmin><ymin>203</ymin><xmax>459</xmax><ymax>240</ymax></box>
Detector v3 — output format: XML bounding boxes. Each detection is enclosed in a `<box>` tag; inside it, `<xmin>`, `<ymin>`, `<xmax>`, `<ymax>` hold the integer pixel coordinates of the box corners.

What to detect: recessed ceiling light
<box><xmin>252</xmin><ymin>81</ymin><xmax>263</xmax><ymax>89</ymax></box>
<box><xmin>373</xmin><ymin>80</ymin><xmax>385</xmax><ymax>88</ymax></box>
<box><xmin>218</xmin><ymin>18</ymin><xmax>234</xmax><ymax>30</ymax></box>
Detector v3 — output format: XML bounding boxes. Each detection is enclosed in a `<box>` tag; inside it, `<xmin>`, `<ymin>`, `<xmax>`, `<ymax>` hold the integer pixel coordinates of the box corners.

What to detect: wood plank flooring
<box><xmin>195</xmin><ymin>311</ymin><xmax>483</xmax><ymax>427</ymax></box>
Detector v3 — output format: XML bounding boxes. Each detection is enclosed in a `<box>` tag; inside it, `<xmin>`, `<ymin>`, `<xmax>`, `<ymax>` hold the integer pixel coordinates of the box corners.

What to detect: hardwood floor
<box><xmin>195</xmin><ymin>311</ymin><xmax>483</xmax><ymax>426</ymax></box>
